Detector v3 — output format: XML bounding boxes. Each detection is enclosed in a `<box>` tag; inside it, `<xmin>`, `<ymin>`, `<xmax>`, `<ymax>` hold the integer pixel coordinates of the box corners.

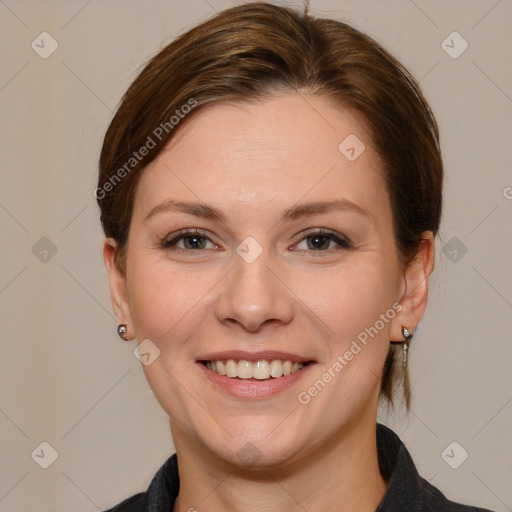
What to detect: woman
<box><xmin>97</xmin><ymin>2</ymin><xmax>495</xmax><ymax>511</ymax></box>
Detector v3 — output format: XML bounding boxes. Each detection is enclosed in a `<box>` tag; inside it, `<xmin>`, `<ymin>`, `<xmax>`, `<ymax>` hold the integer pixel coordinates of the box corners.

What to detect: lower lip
<box><xmin>196</xmin><ymin>362</ymin><xmax>316</xmax><ymax>400</ymax></box>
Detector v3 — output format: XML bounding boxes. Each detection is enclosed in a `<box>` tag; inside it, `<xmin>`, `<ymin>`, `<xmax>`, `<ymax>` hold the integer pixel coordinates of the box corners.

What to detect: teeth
<box><xmin>253</xmin><ymin>360</ymin><xmax>270</xmax><ymax>380</ymax></box>
<box><xmin>225</xmin><ymin>359</ymin><xmax>238</xmax><ymax>378</ymax></box>
<box><xmin>206</xmin><ymin>359</ymin><xmax>306</xmax><ymax>379</ymax></box>
<box><xmin>216</xmin><ymin>360</ymin><xmax>226</xmax><ymax>376</ymax></box>
<box><xmin>237</xmin><ymin>360</ymin><xmax>253</xmax><ymax>379</ymax></box>
<box><xmin>269</xmin><ymin>360</ymin><xmax>283</xmax><ymax>378</ymax></box>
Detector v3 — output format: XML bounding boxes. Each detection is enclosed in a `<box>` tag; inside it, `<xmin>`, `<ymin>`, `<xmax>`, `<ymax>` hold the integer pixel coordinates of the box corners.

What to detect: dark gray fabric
<box><xmin>374</xmin><ymin>425</ymin><xmax>494</xmax><ymax>511</ymax></box>
<box><xmin>104</xmin><ymin>424</ymin><xmax>495</xmax><ymax>511</ymax></box>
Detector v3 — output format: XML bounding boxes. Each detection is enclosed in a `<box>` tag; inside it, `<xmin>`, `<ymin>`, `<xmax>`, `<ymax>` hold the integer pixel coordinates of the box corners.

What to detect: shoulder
<box><xmin>102</xmin><ymin>453</ymin><xmax>179</xmax><ymax>512</ymax></box>
<box><xmin>376</xmin><ymin>424</ymin><xmax>496</xmax><ymax>512</ymax></box>
<box><xmin>421</xmin><ymin>477</ymin><xmax>495</xmax><ymax>511</ymax></box>
<box><xmin>102</xmin><ymin>493</ymin><xmax>145</xmax><ymax>511</ymax></box>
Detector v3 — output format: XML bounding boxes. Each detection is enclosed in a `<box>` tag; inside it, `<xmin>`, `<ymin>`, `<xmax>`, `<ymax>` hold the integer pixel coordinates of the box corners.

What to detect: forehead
<box><xmin>133</xmin><ymin>92</ymin><xmax>389</xmax><ymax>221</ymax></box>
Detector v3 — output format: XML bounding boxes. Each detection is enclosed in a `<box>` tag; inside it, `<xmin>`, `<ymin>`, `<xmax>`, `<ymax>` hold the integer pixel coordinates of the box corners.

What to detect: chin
<box><xmin>192</xmin><ymin>416</ymin><xmax>311</xmax><ymax>471</ymax></box>
<box><xmin>210</xmin><ymin>439</ymin><xmax>303</xmax><ymax>471</ymax></box>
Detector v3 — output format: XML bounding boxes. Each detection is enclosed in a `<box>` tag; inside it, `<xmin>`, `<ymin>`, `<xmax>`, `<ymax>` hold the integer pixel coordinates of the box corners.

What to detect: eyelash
<box><xmin>160</xmin><ymin>228</ymin><xmax>352</xmax><ymax>254</ymax></box>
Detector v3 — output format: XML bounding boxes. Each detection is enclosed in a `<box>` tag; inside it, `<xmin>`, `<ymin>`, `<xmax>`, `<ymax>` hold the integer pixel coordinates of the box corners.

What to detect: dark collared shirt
<box><xmin>104</xmin><ymin>424</ymin><xmax>495</xmax><ymax>511</ymax></box>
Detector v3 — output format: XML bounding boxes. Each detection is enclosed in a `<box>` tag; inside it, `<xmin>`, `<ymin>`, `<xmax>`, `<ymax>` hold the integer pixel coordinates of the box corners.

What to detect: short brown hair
<box><xmin>97</xmin><ymin>1</ymin><xmax>443</xmax><ymax>409</ymax></box>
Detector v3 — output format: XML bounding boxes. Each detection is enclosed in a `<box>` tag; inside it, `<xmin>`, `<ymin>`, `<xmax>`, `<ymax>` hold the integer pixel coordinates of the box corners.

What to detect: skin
<box><xmin>104</xmin><ymin>92</ymin><xmax>434</xmax><ymax>512</ymax></box>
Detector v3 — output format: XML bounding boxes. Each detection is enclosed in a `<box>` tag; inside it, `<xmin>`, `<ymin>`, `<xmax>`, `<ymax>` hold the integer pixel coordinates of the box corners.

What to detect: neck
<box><xmin>172</xmin><ymin>418</ymin><xmax>388</xmax><ymax>512</ymax></box>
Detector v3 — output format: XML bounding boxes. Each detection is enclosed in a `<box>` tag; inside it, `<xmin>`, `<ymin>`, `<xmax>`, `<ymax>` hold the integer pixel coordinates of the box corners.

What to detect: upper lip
<box><xmin>196</xmin><ymin>350</ymin><xmax>315</xmax><ymax>364</ymax></box>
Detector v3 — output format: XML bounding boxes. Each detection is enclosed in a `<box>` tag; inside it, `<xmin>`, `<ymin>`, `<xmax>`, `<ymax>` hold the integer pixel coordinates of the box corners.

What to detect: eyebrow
<box><xmin>144</xmin><ymin>198</ymin><xmax>373</xmax><ymax>223</ymax></box>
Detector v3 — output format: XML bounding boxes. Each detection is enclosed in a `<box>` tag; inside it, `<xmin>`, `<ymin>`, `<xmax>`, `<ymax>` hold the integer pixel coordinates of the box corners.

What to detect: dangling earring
<box><xmin>117</xmin><ymin>324</ymin><xmax>128</xmax><ymax>341</ymax></box>
<box><xmin>402</xmin><ymin>327</ymin><xmax>412</xmax><ymax>368</ymax></box>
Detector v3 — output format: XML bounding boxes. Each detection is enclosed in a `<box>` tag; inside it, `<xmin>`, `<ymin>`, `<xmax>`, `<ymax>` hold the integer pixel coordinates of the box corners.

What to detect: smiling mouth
<box><xmin>200</xmin><ymin>359</ymin><xmax>314</xmax><ymax>380</ymax></box>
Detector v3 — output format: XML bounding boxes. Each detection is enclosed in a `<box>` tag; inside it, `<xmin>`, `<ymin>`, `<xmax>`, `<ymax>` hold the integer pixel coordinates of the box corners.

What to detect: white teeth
<box><xmin>269</xmin><ymin>360</ymin><xmax>283</xmax><ymax>378</ymax></box>
<box><xmin>237</xmin><ymin>360</ymin><xmax>253</xmax><ymax>379</ymax></box>
<box><xmin>253</xmin><ymin>360</ymin><xmax>270</xmax><ymax>380</ymax></box>
<box><xmin>205</xmin><ymin>359</ymin><xmax>307</xmax><ymax>379</ymax></box>
<box><xmin>225</xmin><ymin>359</ymin><xmax>238</xmax><ymax>377</ymax></box>
<box><xmin>216</xmin><ymin>360</ymin><xmax>226</xmax><ymax>376</ymax></box>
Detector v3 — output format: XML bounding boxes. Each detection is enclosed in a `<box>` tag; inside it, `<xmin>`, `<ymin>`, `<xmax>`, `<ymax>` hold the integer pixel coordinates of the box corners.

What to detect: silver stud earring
<box><xmin>117</xmin><ymin>324</ymin><xmax>128</xmax><ymax>341</ymax></box>
<box><xmin>402</xmin><ymin>327</ymin><xmax>411</xmax><ymax>368</ymax></box>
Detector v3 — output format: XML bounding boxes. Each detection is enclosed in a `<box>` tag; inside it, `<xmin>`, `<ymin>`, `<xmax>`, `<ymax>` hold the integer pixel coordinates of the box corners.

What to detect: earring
<box><xmin>402</xmin><ymin>327</ymin><xmax>411</xmax><ymax>368</ymax></box>
<box><xmin>117</xmin><ymin>324</ymin><xmax>128</xmax><ymax>341</ymax></box>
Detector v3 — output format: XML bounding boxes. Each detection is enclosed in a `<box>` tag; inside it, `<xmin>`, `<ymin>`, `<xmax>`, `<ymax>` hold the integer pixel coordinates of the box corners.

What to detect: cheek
<box><xmin>291</xmin><ymin>263</ymin><xmax>397</xmax><ymax>421</ymax></box>
<box><xmin>295</xmin><ymin>259</ymin><xmax>397</xmax><ymax>348</ymax></box>
<box><xmin>126</xmin><ymin>254</ymin><xmax>217</xmax><ymax>345</ymax></box>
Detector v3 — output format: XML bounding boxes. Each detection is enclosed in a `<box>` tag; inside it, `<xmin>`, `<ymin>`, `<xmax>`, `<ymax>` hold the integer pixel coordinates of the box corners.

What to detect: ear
<box><xmin>103</xmin><ymin>238</ymin><xmax>134</xmax><ymax>340</ymax></box>
<box><xmin>389</xmin><ymin>231</ymin><xmax>435</xmax><ymax>341</ymax></box>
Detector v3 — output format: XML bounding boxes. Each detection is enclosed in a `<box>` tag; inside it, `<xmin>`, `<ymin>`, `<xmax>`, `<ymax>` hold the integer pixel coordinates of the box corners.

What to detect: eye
<box><xmin>160</xmin><ymin>228</ymin><xmax>352</xmax><ymax>253</ymax></box>
<box><xmin>161</xmin><ymin>229</ymin><xmax>218</xmax><ymax>251</ymax></box>
<box><xmin>292</xmin><ymin>229</ymin><xmax>352</xmax><ymax>252</ymax></box>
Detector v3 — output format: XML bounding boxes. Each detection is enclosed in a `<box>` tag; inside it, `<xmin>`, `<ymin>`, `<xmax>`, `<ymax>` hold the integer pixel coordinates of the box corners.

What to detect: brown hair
<box><xmin>97</xmin><ymin>1</ymin><xmax>443</xmax><ymax>409</ymax></box>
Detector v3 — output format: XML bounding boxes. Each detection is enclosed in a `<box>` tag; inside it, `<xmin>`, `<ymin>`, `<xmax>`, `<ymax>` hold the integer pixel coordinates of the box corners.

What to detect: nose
<box><xmin>215</xmin><ymin>247</ymin><xmax>294</xmax><ymax>333</ymax></box>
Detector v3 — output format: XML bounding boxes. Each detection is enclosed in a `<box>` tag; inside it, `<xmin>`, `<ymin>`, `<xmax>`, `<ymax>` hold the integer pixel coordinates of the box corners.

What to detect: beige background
<box><xmin>0</xmin><ymin>0</ymin><xmax>510</xmax><ymax>510</ymax></box>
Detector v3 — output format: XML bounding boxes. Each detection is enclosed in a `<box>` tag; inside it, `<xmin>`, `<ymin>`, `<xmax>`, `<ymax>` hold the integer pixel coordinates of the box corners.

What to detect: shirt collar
<box><xmin>376</xmin><ymin>423</ymin><xmax>424</xmax><ymax>511</ymax></box>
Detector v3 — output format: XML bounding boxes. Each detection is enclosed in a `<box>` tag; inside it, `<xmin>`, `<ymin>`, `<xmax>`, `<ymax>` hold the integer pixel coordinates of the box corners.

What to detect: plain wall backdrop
<box><xmin>0</xmin><ymin>0</ymin><xmax>510</xmax><ymax>510</ymax></box>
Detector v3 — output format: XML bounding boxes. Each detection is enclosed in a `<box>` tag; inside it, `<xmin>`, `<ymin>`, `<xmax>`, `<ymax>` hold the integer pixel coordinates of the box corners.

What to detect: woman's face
<box><xmin>107</xmin><ymin>92</ymin><xmax>420</xmax><ymax>467</ymax></box>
